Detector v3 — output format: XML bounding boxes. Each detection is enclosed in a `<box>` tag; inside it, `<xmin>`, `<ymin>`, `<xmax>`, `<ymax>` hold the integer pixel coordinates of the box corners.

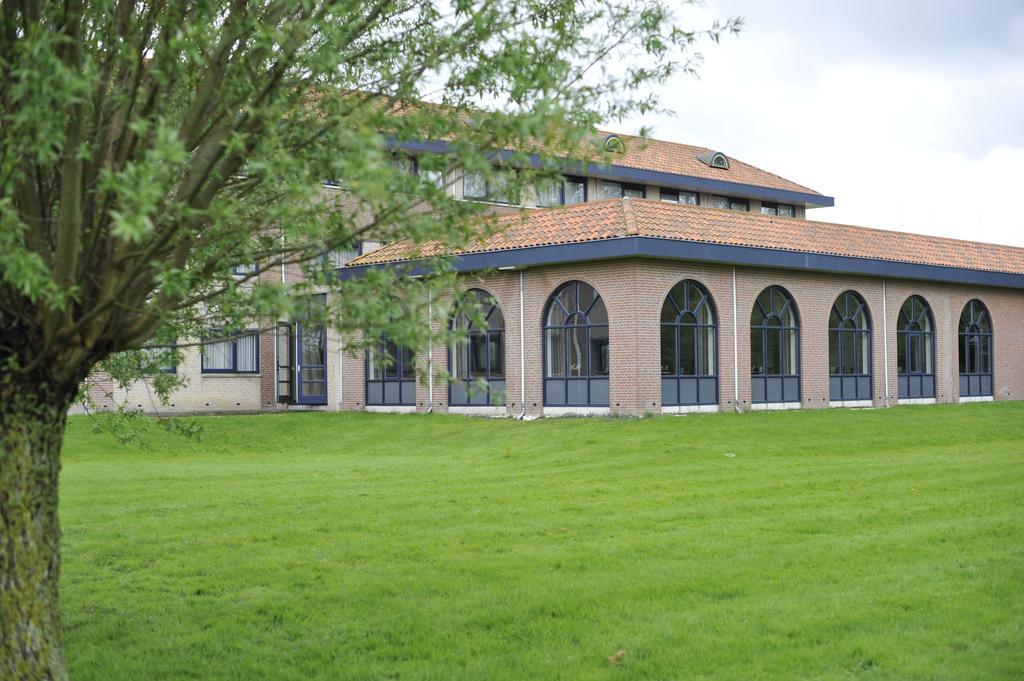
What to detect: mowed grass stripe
<box><xmin>60</xmin><ymin>403</ymin><xmax>1024</xmax><ymax>680</ymax></box>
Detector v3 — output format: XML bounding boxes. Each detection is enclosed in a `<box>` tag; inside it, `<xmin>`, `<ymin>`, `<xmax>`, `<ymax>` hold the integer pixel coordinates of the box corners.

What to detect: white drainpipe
<box><xmin>881</xmin><ymin>279</ymin><xmax>890</xmax><ymax>407</ymax></box>
<box><xmin>518</xmin><ymin>269</ymin><xmax>527</xmax><ymax>419</ymax></box>
<box><xmin>732</xmin><ymin>266</ymin><xmax>740</xmax><ymax>412</ymax></box>
<box><xmin>427</xmin><ymin>289</ymin><xmax>433</xmax><ymax>413</ymax></box>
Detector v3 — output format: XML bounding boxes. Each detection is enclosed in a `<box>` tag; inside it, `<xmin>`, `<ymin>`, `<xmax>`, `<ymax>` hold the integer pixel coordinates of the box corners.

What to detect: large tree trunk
<box><xmin>1</xmin><ymin>367</ymin><xmax>78</xmax><ymax>681</ymax></box>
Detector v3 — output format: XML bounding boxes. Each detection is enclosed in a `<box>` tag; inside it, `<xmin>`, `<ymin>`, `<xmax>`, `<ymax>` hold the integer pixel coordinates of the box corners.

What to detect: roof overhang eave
<box><xmin>340</xmin><ymin>236</ymin><xmax>1024</xmax><ymax>290</ymax></box>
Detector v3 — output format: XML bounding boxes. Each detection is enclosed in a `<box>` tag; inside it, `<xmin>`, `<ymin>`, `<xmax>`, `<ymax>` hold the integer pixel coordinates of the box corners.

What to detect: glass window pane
<box><xmin>565</xmin><ymin>179</ymin><xmax>586</xmax><ymax>204</ymax></box>
<box><xmin>701</xmin><ymin>327</ymin><xmax>715</xmax><ymax>375</ymax></box>
<box><xmin>777</xmin><ymin>205</ymin><xmax>795</xmax><ymax>217</ymax></box>
<box><xmin>661</xmin><ymin>326</ymin><xmax>676</xmax><ymax>376</ymax></box>
<box><xmin>761</xmin><ymin>204</ymin><xmax>778</xmax><ymax>215</ymax></box>
<box><xmin>841</xmin><ymin>331</ymin><xmax>856</xmax><ymax>374</ymax></box>
<box><xmin>765</xmin><ymin>330</ymin><xmax>781</xmax><ymax>375</ymax></box>
<box><xmin>567</xmin><ymin>325</ymin><xmax>586</xmax><ymax>377</ymax></box>
<box><xmin>680</xmin><ymin>191</ymin><xmax>698</xmax><ymax>205</ymax></box>
<box><xmin>204</xmin><ymin>337</ymin><xmax>233</xmax><ymax>370</ymax></box>
<box><xmin>489</xmin><ymin>333</ymin><xmax>505</xmax><ymax>378</ymax></box>
<box><xmin>623</xmin><ymin>185</ymin><xmax>644</xmax><ymax>199</ymax></box>
<box><xmin>751</xmin><ymin>329</ymin><xmax>764</xmax><ymax>375</ymax></box>
<box><xmin>897</xmin><ymin>334</ymin><xmax>907</xmax><ymax>374</ymax></box>
<box><xmin>590</xmin><ymin>326</ymin><xmax>609</xmax><ymax>376</ymax></box>
<box><xmin>660</xmin><ymin>189</ymin><xmax>679</xmax><ymax>203</ymax></box>
<box><xmin>546</xmin><ymin>328</ymin><xmax>564</xmax><ymax>377</ymax></box>
<box><xmin>712</xmin><ymin>195</ymin><xmax>730</xmax><ymax>209</ymax></box>
<box><xmin>401</xmin><ymin>346</ymin><xmax>416</xmax><ymax>379</ymax></box>
<box><xmin>587</xmin><ymin>298</ymin><xmax>608</xmax><ymax>325</ymax></box>
<box><xmin>679</xmin><ymin>326</ymin><xmax>697</xmax><ymax>375</ymax></box>
<box><xmin>468</xmin><ymin>333</ymin><xmax>488</xmax><ymax>378</ymax></box>
<box><xmin>536</xmin><ymin>179</ymin><xmax>562</xmax><ymax>207</ymax></box>
<box><xmin>600</xmin><ymin>181</ymin><xmax>622</xmax><ymax>199</ymax></box>
<box><xmin>463</xmin><ymin>170</ymin><xmax>486</xmax><ymax>199</ymax></box>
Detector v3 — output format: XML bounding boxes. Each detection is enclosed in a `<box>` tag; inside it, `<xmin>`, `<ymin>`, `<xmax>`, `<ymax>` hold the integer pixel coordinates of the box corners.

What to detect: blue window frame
<box><xmin>750</xmin><ymin>286</ymin><xmax>800</xmax><ymax>404</ymax></box>
<box><xmin>366</xmin><ymin>335</ymin><xmax>416</xmax><ymax>405</ymax></box>
<box><xmin>201</xmin><ymin>330</ymin><xmax>259</xmax><ymax>374</ymax></box>
<box><xmin>543</xmin><ymin>281</ymin><xmax>609</xmax><ymax>407</ymax></box>
<box><xmin>660</xmin><ymin>280</ymin><xmax>717</xmax><ymax>406</ymax></box>
<box><xmin>142</xmin><ymin>340</ymin><xmax>178</xmax><ymax>374</ymax></box>
<box><xmin>449</xmin><ymin>289</ymin><xmax>506</xmax><ymax>406</ymax></box>
<box><xmin>958</xmin><ymin>299</ymin><xmax>993</xmax><ymax>397</ymax></box>
<box><xmin>897</xmin><ymin>295</ymin><xmax>935</xmax><ymax>399</ymax></box>
<box><xmin>829</xmin><ymin>291</ymin><xmax>872</xmax><ymax>402</ymax></box>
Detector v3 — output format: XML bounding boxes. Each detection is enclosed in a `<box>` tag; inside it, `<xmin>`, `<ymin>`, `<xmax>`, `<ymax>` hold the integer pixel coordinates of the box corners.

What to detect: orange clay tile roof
<box><xmin>348</xmin><ymin>198</ymin><xmax>1024</xmax><ymax>276</ymax></box>
<box><xmin>594</xmin><ymin>131</ymin><xmax>822</xmax><ymax>196</ymax></box>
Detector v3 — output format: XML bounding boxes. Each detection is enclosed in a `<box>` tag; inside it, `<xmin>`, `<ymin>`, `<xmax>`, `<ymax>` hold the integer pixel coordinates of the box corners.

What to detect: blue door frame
<box><xmin>295</xmin><ymin>321</ymin><xmax>328</xmax><ymax>405</ymax></box>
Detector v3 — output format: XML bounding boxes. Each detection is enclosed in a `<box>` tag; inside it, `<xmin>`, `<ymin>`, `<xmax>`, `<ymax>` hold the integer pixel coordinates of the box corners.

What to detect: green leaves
<box><xmin>0</xmin><ymin>0</ymin><xmax>740</xmax><ymax>389</ymax></box>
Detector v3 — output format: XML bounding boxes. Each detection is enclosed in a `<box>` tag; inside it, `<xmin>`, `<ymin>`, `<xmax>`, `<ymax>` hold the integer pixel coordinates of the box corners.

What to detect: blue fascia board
<box><xmin>340</xmin><ymin>236</ymin><xmax>1024</xmax><ymax>290</ymax></box>
<box><xmin>390</xmin><ymin>138</ymin><xmax>834</xmax><ymax>207</ymax></box>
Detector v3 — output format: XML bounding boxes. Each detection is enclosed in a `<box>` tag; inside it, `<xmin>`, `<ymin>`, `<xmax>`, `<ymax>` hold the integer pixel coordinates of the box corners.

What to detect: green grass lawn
<box><xmin>60</xmin><ymin>404</ymin><xmax>1024</xmax><ymax>680</ymax></box>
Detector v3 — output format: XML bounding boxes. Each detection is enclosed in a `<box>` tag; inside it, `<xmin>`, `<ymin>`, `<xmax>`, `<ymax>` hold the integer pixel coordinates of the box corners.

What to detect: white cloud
<box><xmin>617</xmin><ymin>1</ymin><xmax>1024</xmax><ymax>246</ymax></box>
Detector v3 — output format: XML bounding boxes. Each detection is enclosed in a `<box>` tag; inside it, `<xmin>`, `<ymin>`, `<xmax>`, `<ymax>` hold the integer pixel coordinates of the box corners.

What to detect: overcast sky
<box><xmin>616</xmin><ymin>0</ymin><xmax>1024</xmax><ymax>246</ymax></box>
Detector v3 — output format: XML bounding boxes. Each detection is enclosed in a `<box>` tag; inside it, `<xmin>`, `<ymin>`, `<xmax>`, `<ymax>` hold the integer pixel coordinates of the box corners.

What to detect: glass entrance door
<box><xmin>295</xmin><ymin>294</ymin><xmax>328</xmax><ymax>405</ymax></box>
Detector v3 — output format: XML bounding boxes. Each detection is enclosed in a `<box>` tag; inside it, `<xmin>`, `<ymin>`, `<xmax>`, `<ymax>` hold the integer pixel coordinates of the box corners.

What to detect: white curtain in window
<box><xmin>237</xmin><ymin>333</ymin><xmax>258</xmax><ymax>372</ymax></box>
<box><xmin>205</xmin><ymin>338</ymin><xmax>233</xmax><ymax>370</ymax></box>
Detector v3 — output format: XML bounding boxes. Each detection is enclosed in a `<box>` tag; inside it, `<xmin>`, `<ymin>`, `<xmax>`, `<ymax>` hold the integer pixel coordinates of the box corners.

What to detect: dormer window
<box><xmin>604</xmin><ymin>134</ymin><xmax>626</xmax><ymax>154</ymax></box>
<box><xmin>697</xmin><ymin>150</ymin><xmax>730</xmax><ymax>170</ymax></box>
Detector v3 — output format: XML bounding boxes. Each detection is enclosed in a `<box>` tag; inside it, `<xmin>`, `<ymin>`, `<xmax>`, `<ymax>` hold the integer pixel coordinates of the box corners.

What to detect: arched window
<box><xmin>543</xmin><ymin>281</ymin><xmax>609</xmax><ymax>406</ymax></box>
<box><xmin>366</xmin><ymin>306</ymin><xmax>416</xmax><ymax>406</ymax></box>
<box><xmin>751</xmin><ymin>286</ymin><xmax>799</xmax><ymax>404</ymax></box>
<box><xmin>896</xmin><ymin>295</ymin><xmax>935</xmax><ymax>399</ymax></box>
<box><xmin>449</xmin><ymin>289</ymin><xmax>506</xmax><ymax>406</ymax></box>
<box><xmin>661</xmin><ymin>280</ymin><xmax>717</xmax><ymax>406</ymax></box>
<box><xmin>959</xmin><ymin>299</ymin><xmax>992</xmax><ymax>397</ymax></box>
<box><xmin>828</xmin><ymin>291</ymin><xmax>872</xmax><ymax>402</ymax></box>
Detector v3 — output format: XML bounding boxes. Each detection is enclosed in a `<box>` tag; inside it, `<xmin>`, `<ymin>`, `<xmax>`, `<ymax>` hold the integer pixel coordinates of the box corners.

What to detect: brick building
<box><xmin>89</xmin><ymin>133</ymin><xmax>1024</xmax><ymax>417</ymax></box>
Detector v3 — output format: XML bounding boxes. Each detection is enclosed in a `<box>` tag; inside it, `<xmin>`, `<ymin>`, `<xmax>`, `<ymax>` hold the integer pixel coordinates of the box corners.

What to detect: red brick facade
<box><xmin>338</xmin><ymin>259</ymin><xmax>1024</xmax><ymax>417</ymax></box>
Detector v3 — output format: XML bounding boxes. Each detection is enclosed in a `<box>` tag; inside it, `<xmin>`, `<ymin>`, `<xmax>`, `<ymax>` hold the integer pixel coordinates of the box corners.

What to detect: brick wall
<box><xmin>338</xmin><ymin>259</ymin><xmax>1024</xmax><ymax>417</ymax></box>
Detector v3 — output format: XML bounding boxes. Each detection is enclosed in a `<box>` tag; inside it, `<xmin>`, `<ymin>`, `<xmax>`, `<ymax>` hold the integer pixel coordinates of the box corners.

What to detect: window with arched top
<box><xmin>661</xmin><ymin>280</ymin><xmax>717</xmax><ymax>406</ymax></box>
<box><xmin>958</xmin><ymin>299</ymin><xmax>992</xmax><ymax>397</ymax></box>
<box><xmin>449</xmin><ymin>289</ymin><xmax>506</xmax><ymax>406</ymax></box>
<box><xmin>828</xmin><ymin>291</ymin><xmax>872</xmax><ymax>402</ymax></box>
<box><xmin>750</xmin><ymin>286</ymin><xmax>800</xmax><ymax>404</ymax></box>
<box><xmin>543</xmin><ymin>282</ymin><xmax>609</xmax><ymax>406</ymax></box>
<box><xmin>896</xmin><ymin>295</ymin><xmax>935</xmax><ymax>399</ymax></box>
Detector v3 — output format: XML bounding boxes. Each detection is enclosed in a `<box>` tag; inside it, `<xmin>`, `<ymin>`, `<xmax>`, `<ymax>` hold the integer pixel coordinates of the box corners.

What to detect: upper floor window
<box><xmin>233</xmin><ymin>263</ymin><xmax>258</xmax><ymax>276</ymax></box>
<box><xmin>536</xmin><ymin>176</ymin><xmax>587</xmax><ymax>207</ymax></box>
<box><xmin>202</xmin><ymin>330</ymin><xmax>259</xmax><ymax>374</ymax></box>
<box><xmin>599</xmin><ymin>180</ymin><xmax>645</xmax><ymax>200</ymax></box>
<box><xmin>660</xmin><ymin>189</ymin><xmax>699</xmax><ymax>205</ymax></box>
<box><xmin>761</xmin><ymin>202</ymin><xmax>795</xmax><ymax>217</ymax></box>
<box><xmin>463</xmin><ymin>168</ymin><xmax>517</xmax><ymax>204</ymax></box>
<box><xmin>711</xmin><ymin>195</ymin><xmax>748</xmax><ymax>212</ymax></box>
<box><xmin>326</xmin><ymin>242</ymin><xmax>363</xmax><ymax>268</ymax></box>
